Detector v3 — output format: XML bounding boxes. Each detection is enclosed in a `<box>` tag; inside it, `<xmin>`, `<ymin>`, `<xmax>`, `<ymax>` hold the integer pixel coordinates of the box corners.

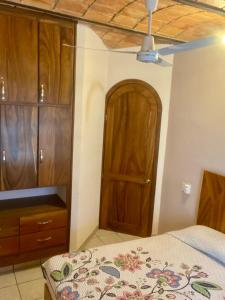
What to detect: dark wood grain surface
<box><xmin>100</xmin><ymin>80</ymin><xmax>162</xmax><ymax>237</ymax></box>
<box><xmin>3</xmin><ymin>13</ymin><xmax>38</xmax><ymax>103</ymax></box>
<box><xmin>39</xmin><ymin>20</ymin><xmax>74</xmax><ymax>105</ymax></box>
<box><xmin>38</xmin><ymin>106</ymin><xmax>72</xmax><ymax>186</ymax></box>
<box><xmin>197</xmin><ymin>170</ymin><xmax>225</xmax><ymax>233</ymax></box>
<box><xmin>1</xmin><ymin>105</ymin><xmax>38</xmax><ymax>190</ymax></box>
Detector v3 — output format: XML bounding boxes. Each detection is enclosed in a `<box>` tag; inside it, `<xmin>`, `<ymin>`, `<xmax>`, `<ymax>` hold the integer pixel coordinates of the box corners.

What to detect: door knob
<box><xmin>0</xmin><ymin>77</ymin><xmax>6</xmax><ymax>101</ymax></box>
<box><xmin>145</xmin><ymin>178</ymin><xmax>151</xmax><ymax>184</ymax></box>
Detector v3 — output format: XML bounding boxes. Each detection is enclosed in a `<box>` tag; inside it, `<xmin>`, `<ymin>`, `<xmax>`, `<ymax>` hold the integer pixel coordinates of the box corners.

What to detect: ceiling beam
<box><xmin>175</xmin><ymin>0</ymin><xmax>225</xmax><ymax>16</ymax></box>
<box><xmin>0</xmin><ymin>0</ymin><xmax>184</xmax><ymax>44</ymax></box>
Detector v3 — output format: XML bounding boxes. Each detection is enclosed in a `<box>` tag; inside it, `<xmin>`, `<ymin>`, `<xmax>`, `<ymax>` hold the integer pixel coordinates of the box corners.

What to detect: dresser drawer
<box><xmin>0</xmin><ymin>217</ymin><xmax>19</xmax><ymax>238</ymax></box>
<box><xmin>0</xmin><ymin>236</ymin><xmax>19</xmax><ymax>256</ymax></box>
<box><xmin>20</xmin><ymin>210</ymin><xmax>67</xmax><ymax>234</ymax></box>
<box><xmin>20</xmin><ymin>228</ymin><xmax>67</xmax><ymax>252</ymax></box>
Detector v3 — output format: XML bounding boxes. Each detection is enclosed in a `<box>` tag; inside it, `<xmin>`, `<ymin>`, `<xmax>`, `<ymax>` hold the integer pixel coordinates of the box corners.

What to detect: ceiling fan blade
<box><xmin>156</xmin><ymin>57</ymin><xmax>172</xmax><ymax>67</ymax></box>
<box><xmin>157</xmin><ymin>36</ymin><xmax>219</xmax><ymax>56</ymax></box>
<box><xmin>63</xmin><ymin>44</ymin><xmax>137</xmax><ymax>54</ymax></box>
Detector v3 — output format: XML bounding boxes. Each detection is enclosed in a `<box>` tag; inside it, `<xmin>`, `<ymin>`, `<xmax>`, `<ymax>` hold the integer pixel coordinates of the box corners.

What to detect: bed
<box><xmin>42</xmin><ymin>171</ymin><xmax>225</xmax><ymax>300</ymax></box>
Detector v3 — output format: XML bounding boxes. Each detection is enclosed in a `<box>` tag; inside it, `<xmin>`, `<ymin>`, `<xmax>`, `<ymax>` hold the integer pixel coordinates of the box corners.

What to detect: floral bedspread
<box><xmin>42</xmin><ymin>233</ymin><xmax>225</xmax><ymax>300</ymax></box>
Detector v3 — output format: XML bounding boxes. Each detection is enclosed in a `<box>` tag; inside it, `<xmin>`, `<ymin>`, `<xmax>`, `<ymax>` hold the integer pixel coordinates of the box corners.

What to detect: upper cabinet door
<box><xmin>1</xmin><ymin>105</ymin><xmax>38</xmax><ymax>190</ymax></box>
<box><xmin>0</xmin><ymin>13</ymin><xmax>38</xmax><ymax>104</ymax></box>
<box><xmin>38</xmin><ymin>106</ymin><xmax>72</xmax><ymax>187</ymax></box>
<box><xmin>39</xmin><ymin>20</ymin><xmax>74</xmax><ymax>105</ymax></box>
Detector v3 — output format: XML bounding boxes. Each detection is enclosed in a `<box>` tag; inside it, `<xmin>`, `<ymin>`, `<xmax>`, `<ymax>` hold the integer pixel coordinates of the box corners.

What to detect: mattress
<box><xmin>42</xmin><ymin>226</ymin><xmax>225</xmax><ymax>300</ymax></box>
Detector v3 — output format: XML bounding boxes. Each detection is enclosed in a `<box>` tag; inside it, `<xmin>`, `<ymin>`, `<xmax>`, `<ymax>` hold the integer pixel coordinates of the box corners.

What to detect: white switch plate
<box><xmin>182</xmin><ymin>182</ymin><xmax>192</xmax><ymax>195</ymax></box>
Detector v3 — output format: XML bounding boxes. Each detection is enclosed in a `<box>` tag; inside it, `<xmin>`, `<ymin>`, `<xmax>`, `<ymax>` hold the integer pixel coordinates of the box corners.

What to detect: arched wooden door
<box><xmin>99</xmin><ymin>79</ymin><xmax>162</xmax><ymax>237</ymax></box>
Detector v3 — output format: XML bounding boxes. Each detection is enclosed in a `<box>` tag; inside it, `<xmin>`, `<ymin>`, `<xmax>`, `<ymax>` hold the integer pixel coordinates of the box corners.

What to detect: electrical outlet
<box><xmin>182</xmin><ymin>182</ymin><xmax>192</xmax><ymax>195</ymax></box>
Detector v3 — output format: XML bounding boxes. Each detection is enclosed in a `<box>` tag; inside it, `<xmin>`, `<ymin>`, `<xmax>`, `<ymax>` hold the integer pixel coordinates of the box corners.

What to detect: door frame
<box><xmin>99</xmin><ymin>79</ymin><xmax>162</xmax><ymax>236</ymax></box>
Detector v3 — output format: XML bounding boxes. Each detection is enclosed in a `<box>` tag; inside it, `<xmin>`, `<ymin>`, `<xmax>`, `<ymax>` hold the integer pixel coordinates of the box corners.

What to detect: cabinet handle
<box><xmin>36</xmin><ymin>236</ymin><xmax>52</xmax><ymax>243</ymax></box>
<box><xmin>0</xmin><ymin>77</ymin><xmax>6</xmax><ymax>101</ymax></box>
<box><xmin>37</xmin><ymin>220</ymin><xmax>52</xmax><ymax>225</ymax></box>
<box><xmin>40</xmin><ymin>84</ymin><xmax>45</xmax><ymax>103</ymax></box>
<box><xmin>2</xmin><ymin>150</ymin><xmax>6</xmax><ymax>162</ymax></box>
<box><xmin>40</xmin><ymin>149</ymin><xmax>44</xmax><ymax>163</ymax></box>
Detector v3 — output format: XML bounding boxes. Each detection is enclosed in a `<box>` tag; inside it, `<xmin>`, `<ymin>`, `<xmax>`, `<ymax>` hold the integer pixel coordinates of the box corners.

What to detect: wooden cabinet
<box><xmin>39</xmin><ymin>20</ymin><xmax>74</xmax><ymax>105</ymax></box>
<box><xmin>1</xmin><ymin>105</ymin><xmax>38</xmax><ymax>190</ymax></box>
<box><xmin>0</xmin><ymin>13</ymin><xmax>38</xmax><ymax>103</ymax></box>
<box><xmin>20</xmin><ymin>228</ymin><xmax>66</xmax><ymax>252</ymax></box>
<box><xmin>20</xmin><ymin>210</ymin><xmax>67</xmax><ymax>234</ymax></box>
<box><xmin>0</xmin><ymin>237</ymin><xmax>19</xmax><ymax>257</ymax></box>
<box><xmin>0</xmin><ymin>9</ymin><xmax>75</xmax><ymax>190</ymax></box>
<box><xmin>0</xmin><ymin>195</ymin><xmax>68</xmax><ymax>265</ymax></box>
<box><xmin>0</xmin><ymin>6</ymin><xmax>75</xmax><ymax>265</ymax></box>
<box><xmin>38</xmin><ymin>106</ymin><xmax>72</xmax><ymax>186</ymax></box>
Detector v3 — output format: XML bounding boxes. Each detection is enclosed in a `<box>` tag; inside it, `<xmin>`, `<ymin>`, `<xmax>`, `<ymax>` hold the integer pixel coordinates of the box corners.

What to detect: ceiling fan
<box><xmin>64</xmin><ymin>0</ymin><xmax>222</xmax><ymax>65</ymax></box>
<box><xmin>114</xmin><ymin>0</ymin><xmax>221</xmax><ymax>65</ymax></box>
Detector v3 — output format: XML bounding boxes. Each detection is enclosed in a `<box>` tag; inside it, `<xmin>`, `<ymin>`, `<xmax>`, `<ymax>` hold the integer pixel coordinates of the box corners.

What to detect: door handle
<box><xmin>40</xmin><ymin>149</ymin><xmax>44</xmax><ymax>163</ymax></box>
<box><xmin>144</xmin><ymin>178</ymin><xmax>151</xmax><ymax>184</ymax></box>
<box><xmin>0</xmin><ymin>77</ymin><xmax>6</xmax><ymax>101</ymax></box>
<box><xmin>39</xmin><ymin>84</ymin><xmax>45</xmax><ymax>103</ymax></box>
<box><xmin>2</xmin><ymin>150</ymin><xmax>6</xmax><ymax>162</ymax></box>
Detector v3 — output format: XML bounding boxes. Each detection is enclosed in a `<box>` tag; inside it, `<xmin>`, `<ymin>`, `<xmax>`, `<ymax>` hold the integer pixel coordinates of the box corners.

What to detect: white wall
<box><xmin>70</xmin><ymin>24</ymin><xmax>174</xmax><ymax>250</ymax></box>
<box><xmin>159</xmin><ymin>44</ymin><xmax>225</xmax><ymax>233</ymax></box>
<box><xmin>70</xmin><ymin>24</ymin><xmax>108</xmax><ymax>250</ymax></box>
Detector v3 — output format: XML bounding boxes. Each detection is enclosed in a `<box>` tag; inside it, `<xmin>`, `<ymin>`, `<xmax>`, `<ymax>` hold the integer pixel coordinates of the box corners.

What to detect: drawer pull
<box><xmin>37</xmin><ymin>220</ymin><xmax>53</xmax><ymax>225</ymax></box>
<box><xmin>36</xmin><ymin>236</ymin><xmax>52</xmax><ymax>243</ymax></box>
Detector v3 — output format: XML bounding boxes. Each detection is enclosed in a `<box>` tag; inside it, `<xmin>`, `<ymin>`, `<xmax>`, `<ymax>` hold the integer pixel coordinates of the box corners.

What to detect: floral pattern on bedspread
<box><xmin>44</xmin><ymin>246</ymin><xmax>224</xmax><ymax>300</ymax></box>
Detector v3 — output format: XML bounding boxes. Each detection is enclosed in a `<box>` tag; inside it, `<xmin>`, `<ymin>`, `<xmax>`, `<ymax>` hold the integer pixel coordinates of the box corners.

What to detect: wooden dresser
<box><xmin>0</xmin><ymin>6</ymin><xmax>76</xmax><ymax>266</ymax></box>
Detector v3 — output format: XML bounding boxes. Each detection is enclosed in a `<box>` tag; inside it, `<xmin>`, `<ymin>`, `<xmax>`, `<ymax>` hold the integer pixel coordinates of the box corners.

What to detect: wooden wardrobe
<box><xmin>0</xmin><ymin>6</ymin><xmax>75</xmax><ymax>266</ymax></box>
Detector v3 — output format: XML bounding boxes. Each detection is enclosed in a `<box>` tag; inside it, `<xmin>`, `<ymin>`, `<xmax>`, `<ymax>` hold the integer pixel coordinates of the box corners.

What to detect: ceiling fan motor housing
<box><xmin>137</xmin><ymin>51</ymin><xmax>159</xmax><ymax>63</ymax></box>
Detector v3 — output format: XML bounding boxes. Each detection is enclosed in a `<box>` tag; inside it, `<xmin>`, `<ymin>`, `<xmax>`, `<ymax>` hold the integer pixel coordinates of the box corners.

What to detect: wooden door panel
<box><xmin>101</xmin><ymin>179</ymin><xmax>150</xmax><ymax>236</ymax></box>
<box><xmin>7</xmin><ymin>15</ymin><xmax>38</xmax><ymax>103</ymax></box>
<box><xmin>0</xmin><ymin>14</ymin><xmax>8</xmax><ymax>102</ymax></box>
<box><xmin>104</xmin><ymin>90</ymin><xmax>157</xmax><ymax>178</ymax></box>
<box><xmin>100</xmin><ymin>80</ymin><xmax>161</xmax><ymax>237</ymax></box>
<box><xmin>39</xmin><ymin>21</ymin><xmax>74</xmax><ymax>105</ymax></box>
<box><xmin>1</xmin><ymin>105</ymin><xmax>38</xmax><ymax>190</ymax></box>
<box><xmin>38</xmin><ymin>107</ymin><xmax>72</xmax><ymax>186</ymax></box>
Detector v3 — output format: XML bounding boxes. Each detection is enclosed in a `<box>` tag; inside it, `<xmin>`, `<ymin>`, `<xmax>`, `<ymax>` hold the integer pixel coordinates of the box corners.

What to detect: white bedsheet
<box><xmin>42</xmin><ymin>227</ymin><xmax>225</xmax><ymax>300</ymax></box>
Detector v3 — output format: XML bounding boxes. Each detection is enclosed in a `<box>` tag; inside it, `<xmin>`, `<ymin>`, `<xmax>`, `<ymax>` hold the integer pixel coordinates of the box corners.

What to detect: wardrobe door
<box><xmin>0</xmin><ymin>14</ymin><xmax>8</xmax><ymax>102</ymax></box>
<box><xmin>0</xmin><ymin>13</ymin><xmax>38</xmax><ymax>104</ymax></box>
<box><xmin>39</xmin><ymin>20</ymin><xmax>74</xmax><ymax>105</ymax></box>
<box><xmin>1</xmin><ymin>105</ymin><xmax>38</xmax><ymax>190</ymax></box>
<box><xmin>38</xmin><ymin>107</ymin><xmax>72</xmax><ymax>186</ymax></box>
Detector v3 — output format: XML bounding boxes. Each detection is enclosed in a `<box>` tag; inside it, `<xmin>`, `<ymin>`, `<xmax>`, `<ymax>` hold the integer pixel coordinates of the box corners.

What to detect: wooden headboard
<box><xmin>197</xmin><ymin>170</ymin><xmax>225</xmax><ymax>233</ymax></box>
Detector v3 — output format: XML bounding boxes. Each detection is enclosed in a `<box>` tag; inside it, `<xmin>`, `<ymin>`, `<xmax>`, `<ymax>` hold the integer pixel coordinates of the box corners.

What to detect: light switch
<box><xmin>182</xmin><ymin>182</ymin><xmax>192</xmax><ymax>195</ymax></box>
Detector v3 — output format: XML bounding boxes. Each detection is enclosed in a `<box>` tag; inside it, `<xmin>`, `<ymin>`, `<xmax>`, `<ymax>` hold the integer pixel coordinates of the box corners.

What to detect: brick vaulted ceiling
<box><xmin>3</xmin><ymin>0</ymin><xmax>225</xmax><ymax>48</ymax></box>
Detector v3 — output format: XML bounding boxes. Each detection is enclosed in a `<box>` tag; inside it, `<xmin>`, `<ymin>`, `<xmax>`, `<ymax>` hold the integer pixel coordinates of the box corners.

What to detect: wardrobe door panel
<box><xmin>38</xmin><ymin>106</ymin><xmax>72</xmax><ymax>186</ymax></box>
<box><xmin>39</xmin><ymin>21</ymin><xmax>74</xmax><ymax>105</ymax></box>
<box><xmin>1</xmin><ymin>105</ymin><xmax>38</xmax><ymax>190</ymax></box>
<box><xmin>7</xmin><ymin>14</ymin><xmax>38</xmax><ymax>103</ymax></box>
<box><xmin>0</xmin><ymin>14</ymin><xmax>8</xmax><ymax>102</ymax></box>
